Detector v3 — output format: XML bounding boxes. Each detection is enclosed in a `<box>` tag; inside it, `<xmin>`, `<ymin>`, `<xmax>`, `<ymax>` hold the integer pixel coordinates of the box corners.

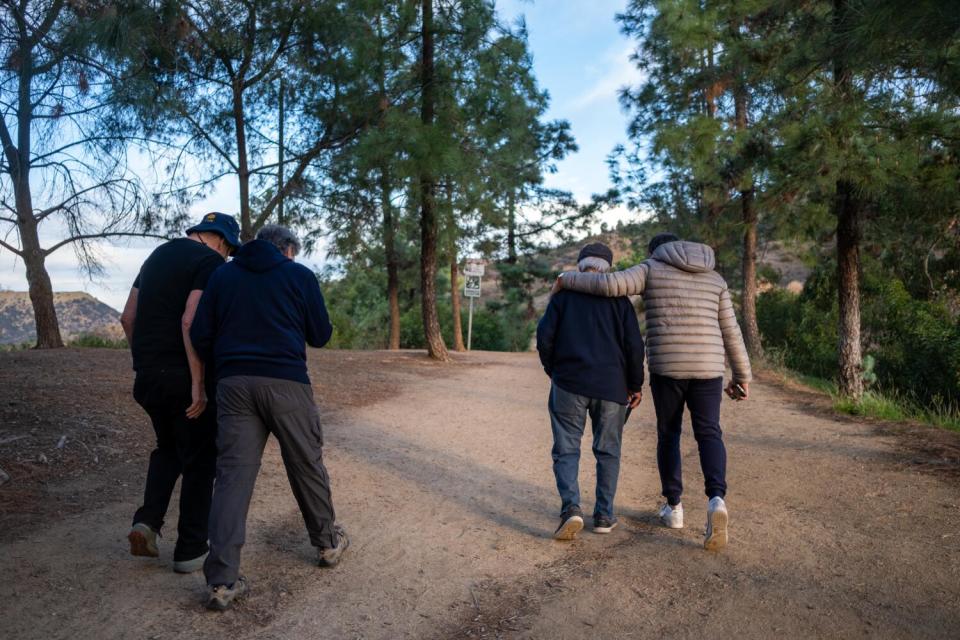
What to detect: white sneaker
<box><xmin>658</xmin><ymin>503</ymin><xmax>684</xmax><ymax>529</ymax></box>
<box><xmin>704</xmin><ymin>497</ymin><xmax>728</xmax><ymax>551</ymax></box>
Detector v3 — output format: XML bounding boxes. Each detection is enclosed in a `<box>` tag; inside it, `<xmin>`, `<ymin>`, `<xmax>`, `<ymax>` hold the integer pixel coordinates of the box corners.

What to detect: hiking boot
<box><xmin>704</xmin><ymin>497</ymin><xmax>729</xmax><ymax>551</ymax></box>
<box><xmin>206</xmin><ymin>577</ymin><xmax>247</xmax><ymax>611</ymax></box>
<box><xmin>553</xmin><ymin>506</ymin><xmax>584</xmax><ymax>541</ymax></box>
<box><xmin>659</xmin><ymin>502</ymin><xmax>684</xmax><ymax>529</ymax></box>
<box><xmin>128</xmin><ymin>523</ymin><xmax>159</xmax><ymax>558</ymax></box>
<box><xmin>592</xmin><ymin>515</ymin><xmax>618</xmax><ymax>534</ymax></box>
<box><xmin>174</xmin><ymin>551</ymin><xmax>208</xmax><ymax>574</ymax></box>
<box><xmin>318</xmin><ymin>525</ymin><xmax>350</xmax><ymax>568</ymax></box>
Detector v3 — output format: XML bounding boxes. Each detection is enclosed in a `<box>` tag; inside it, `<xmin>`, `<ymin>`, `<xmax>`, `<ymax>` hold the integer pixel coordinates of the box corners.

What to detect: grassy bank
<box><xmin>773</xmin><ymin>368</ymin><xmax>960</xmax><ymax>433</ymax></box>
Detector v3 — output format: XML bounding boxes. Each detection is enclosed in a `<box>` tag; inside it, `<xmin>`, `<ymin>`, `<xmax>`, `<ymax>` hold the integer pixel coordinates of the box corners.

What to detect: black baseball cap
<box><xmin>577</xmin><ymin>242</ymin><xmax>614</xmax><ymax>266</ymax></box>
<box><xmin>186</xmin><ymin>212</ymin><xmax>241</xmax><ymax>250</ymax></box>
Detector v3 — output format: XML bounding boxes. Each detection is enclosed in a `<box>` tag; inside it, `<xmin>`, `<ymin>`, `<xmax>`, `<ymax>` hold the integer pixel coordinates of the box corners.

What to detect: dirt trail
<box><xmin>1</xmin><ymin>351</ymin><xmax>959</xmax><ymax>639</ymax></box>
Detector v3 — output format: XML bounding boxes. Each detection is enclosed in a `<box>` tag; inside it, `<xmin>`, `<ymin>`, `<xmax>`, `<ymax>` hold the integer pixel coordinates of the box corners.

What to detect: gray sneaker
<box><xmin>592</xmin><ymin>515</ymin><xmax>618</xmax><ymax>534</ymax></box>
<box><xmin>174</xmin><ymin>551</ymin><xmax>208</xmax><ymax>574</ymax></box>
<box><xmin>128</xmin><ymin>523</ymin><xmax>159</xmax><ymax>558</ymax></box>
<box><xmin>318</xmin><ymin>525</ymin><xmax>349</xmax><ymax>568</ymax></box>
<box><xmin>206</xmin><ymin>577</ymin><xmax>247</xmax><ymax>611</ymax></box>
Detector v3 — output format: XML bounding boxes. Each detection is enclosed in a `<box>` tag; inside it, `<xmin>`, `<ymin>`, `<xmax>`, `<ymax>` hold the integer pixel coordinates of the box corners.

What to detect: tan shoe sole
<box><xmin>553</xmin><ymin>515</ymin><xmax>584</xmax><ymax>541</ymax></box>
<box><xmin>704</xmin><ymin>508</ymin><xmax>728</xmax><ymax>551</ymax></box>
<box><xmin>128</xmin><ymin>529</ymin><xmax>158</xmax><ymax>557</ymax></box>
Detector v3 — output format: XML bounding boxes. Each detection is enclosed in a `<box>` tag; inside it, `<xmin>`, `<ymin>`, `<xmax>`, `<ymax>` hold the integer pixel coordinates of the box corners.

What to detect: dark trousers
<box><xmin>204</xmin><ymin>375</ymin><xmax>337</xmax><ymax>587</ymax></box>
<box><xmin>132</xmin><ymin>369</ymin><xmax>217</xmax><ymax>561</ymax></box>
<box><xmin>548</xmin><ymin>384</ymin><xmax>626</xmax><ymax>519</ymax></box>
<box><xmin>649</xmin><ymin>373</ymin><xmax>727</xmax><ymax>504</ymax></box>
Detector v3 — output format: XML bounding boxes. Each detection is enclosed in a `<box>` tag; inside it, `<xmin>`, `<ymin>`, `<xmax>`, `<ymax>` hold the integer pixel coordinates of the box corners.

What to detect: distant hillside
<box><xmin>0</xmin><ymin>292</ymin><xmax>123</xmax><ymax>345</ymax></box>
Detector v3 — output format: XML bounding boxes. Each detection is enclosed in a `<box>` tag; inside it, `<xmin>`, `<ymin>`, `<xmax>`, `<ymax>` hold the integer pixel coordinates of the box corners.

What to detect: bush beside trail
<box><xmin>758</xmin><ymin>261</ymin><xmax>960</xmax><ymax>415</ymax></box>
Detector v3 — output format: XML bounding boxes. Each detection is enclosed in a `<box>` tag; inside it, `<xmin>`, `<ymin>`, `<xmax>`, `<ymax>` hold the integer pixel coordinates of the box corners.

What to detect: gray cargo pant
<box><xmin>204</xmin><ymin>375</ymin><xmax>337</xmax><ymax>587</ymax></box>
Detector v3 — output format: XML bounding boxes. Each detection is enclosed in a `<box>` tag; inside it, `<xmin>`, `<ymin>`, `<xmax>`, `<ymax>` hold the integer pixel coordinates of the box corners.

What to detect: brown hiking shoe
<box><xmin>206</xmin><ymin>577</ymin><xmax>247</xmax><ymax>611</ymax></box>
<box><xmin>128</xmin><ymin>523</ymin><xmax>159</xmax><ymax>557</ymax></box>
<box><xmin>317</xmin><ymin>525</ymin><xmax>349</xmax><ymax>567</ymax></box>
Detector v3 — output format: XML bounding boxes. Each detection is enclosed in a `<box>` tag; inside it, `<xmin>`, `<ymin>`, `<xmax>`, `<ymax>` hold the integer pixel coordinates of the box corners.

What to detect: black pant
<box><xmin>649</xmin><ymin>374</ymin><xmax>727</xmax><ymax>504</ymax></box>
<box><xmin>132</xmin><ymin>369</ymin><xmax>217</xmax><ymax>561</ymax></box>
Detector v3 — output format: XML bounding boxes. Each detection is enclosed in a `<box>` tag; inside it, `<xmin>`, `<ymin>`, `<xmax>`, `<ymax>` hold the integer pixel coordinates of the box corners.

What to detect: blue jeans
<box><xmin>649</xmin><ymin>374</ymin><xmax>727</xmax><ymax>504</ymax></box>
<box><xmin>548</xmin><ymin>384</ymin><xmax>626</xmax><ymax>519</ymax></box>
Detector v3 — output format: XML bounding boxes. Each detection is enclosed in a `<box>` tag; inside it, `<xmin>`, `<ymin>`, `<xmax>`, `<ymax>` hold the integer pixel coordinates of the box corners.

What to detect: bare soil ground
<box><xmin>1</xmin><ymin>349</ymin><xmax>959</xmax><ymax>639</ymax></box>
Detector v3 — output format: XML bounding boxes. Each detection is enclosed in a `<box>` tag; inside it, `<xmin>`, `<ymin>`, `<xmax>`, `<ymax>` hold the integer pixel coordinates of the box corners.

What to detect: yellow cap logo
<box><xmin>206</xmin><ymin>213</ymin><xmax>216</xmax><ymax>221</ymax></box>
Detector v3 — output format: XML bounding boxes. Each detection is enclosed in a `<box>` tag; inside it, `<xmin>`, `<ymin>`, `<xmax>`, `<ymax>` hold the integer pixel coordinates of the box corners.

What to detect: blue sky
<box><xmin>0</xmin><ymin>0</ymin><xmax>642</xmax><ymax>311</ymax></box>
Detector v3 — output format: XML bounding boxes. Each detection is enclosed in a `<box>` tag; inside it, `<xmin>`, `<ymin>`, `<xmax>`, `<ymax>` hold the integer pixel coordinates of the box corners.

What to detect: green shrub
<box><xmin>758</xmin><ymin>263</ymin><xmax>960</xmax><ymax>411</ymax></box>
<box><xmin>757</xmin><ymin>288</ymin><xmax>838</xmax><ymax>380</ymax></box>
<box><xmin>860</xmin><ymin>279</ymin><xmax>960</xmax><ymax>409</ymax></box>
<box><xmin>69</xmin><ymin>333</ymin><xmax>128</xmax><ymax>349</ymax></box>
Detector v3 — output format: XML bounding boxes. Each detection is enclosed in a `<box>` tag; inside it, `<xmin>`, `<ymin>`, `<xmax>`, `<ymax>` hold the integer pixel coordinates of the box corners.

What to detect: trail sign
<box><xmin>464</xmin><ymin>275</ymin><xmax>481</xmax><ymax>298</ymax></box>
<box><xmin>463</xmin><ymin>269</ymin><xmax>483</xmax><ymax>351</ymax></box>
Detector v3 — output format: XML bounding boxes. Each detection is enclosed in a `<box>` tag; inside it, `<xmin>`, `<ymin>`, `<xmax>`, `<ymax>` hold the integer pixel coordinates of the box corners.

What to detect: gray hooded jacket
<box><xmin>558</xmin><ymin>241</ymin><xmax>752</xmax><ymax>383</ymax></box>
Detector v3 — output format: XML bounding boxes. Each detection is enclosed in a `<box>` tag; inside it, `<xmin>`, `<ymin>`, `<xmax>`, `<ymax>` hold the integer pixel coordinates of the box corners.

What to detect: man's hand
<box><xmin>628</xmin><ymin>389</ymin><xmax>642</xmax><ymax>409</ymax></box>
<box><xmin>725</xmin><ymin>381</ymin><xmax>749</xmax><ymax>401</ymax></box>
<box><xmin>186</xmin><ymin>381</ymin><xmax>207</xmax><ymax>419</ymax></box>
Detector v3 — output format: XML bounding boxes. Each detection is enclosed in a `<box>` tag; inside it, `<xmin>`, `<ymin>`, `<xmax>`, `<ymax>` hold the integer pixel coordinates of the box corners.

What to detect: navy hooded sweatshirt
<box><xmin>190</xmin><ymin>239</ymin><xmax>333</xmax><ymax>385</ymax></box>
<box><xmin>536</xmin><ymin>289</ymin><xmax>645</xmax><ymax>405</ymax></box>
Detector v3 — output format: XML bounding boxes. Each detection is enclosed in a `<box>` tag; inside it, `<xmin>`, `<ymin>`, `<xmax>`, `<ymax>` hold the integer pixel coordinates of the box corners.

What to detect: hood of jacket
<box><xmin>651</xmin><ymin>240</ymin><xmax>716</xmax><ymax>273</ymax></box>
<box><xmin>232</xmin><ymin>239</ymin><xmax>290</xmax><ymax>273</ymax></box>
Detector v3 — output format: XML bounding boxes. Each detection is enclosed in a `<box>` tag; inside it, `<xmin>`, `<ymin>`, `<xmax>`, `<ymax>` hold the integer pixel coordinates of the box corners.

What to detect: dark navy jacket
<box><xmin>190</xmin><ymin>239</ymin><xmax>333</xmax><ymax>385</ymax></box>
<box><xmin>536</xmin><ymin>289</ymin><xmax>645</xmax><ymax>405</ymax></box>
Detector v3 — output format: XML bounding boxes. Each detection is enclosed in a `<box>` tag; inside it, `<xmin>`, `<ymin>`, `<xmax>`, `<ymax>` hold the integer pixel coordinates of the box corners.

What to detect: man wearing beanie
<box><xmin>536</xmin><ymin>242</ymin><xmax>645</xmax><ymax>540</ymax></box>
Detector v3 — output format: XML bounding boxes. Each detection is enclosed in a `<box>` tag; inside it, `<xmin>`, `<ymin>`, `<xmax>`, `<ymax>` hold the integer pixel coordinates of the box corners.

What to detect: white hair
<box><xmin>578</xmin><ymin>256</ymin><xmax>611</xmax><ymax>273</ymax></box>
<box><xmin>257</xmin><ymin>224</ymin><xmax>301</xmax><ymax>256</ymax></box>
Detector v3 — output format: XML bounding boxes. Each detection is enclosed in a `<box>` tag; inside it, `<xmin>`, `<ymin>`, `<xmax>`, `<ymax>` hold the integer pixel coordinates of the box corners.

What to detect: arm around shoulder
<box><xmin>560</xmin><ymin>262</ymin><xmax>648</xmax><ymax>297</ymax></box>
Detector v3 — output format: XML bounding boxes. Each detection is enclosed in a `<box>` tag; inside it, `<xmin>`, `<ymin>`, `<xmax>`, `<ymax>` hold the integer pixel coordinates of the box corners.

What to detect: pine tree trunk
<box><xmin>740</xmin><ymin>188</ymin><xmax>763</xmax><ymax>359</ymax></box>
<box><xmin>506</xmin><ymin>191</ymin><xmax>517</xmax><ymax>264</ymax></box>
<box><xmin>381</xmin><ymin>167</ymin><xmax>401</xmax><ymax>350</ymax></box>
<box><xmin>418</xmin><ymin>0</ymin><xmax>448</xmax><ymax>360</ymax></box>
<box><xmin>12</xmin><ymin>48</ymin><xmax>62</xmax><ymax>348</ymax></box>
<box><xmin>833</xmin><ymin>0</ymin><xmax>863</xmax><ymax>401</ymax></box>
<box><xmin>451</xmin><ymin>255</ymin><xmax>465</xmax><ymax>351</ymax></box>
<box><xmin>376</xmin><ymin>16</ymin><xmax>400</xmax><ymax>350</ymax></box>
<box><xmin>20</xmin><ymin>217</ymin><xmax>63</xmax><ymax>349</ymax></box>
<box><xmin>734</xmin><ymin>84</ymin><xmax>763</xmax><ymax>358</ymax></box>
<box><xmin>836</xmin><ymin>179</ymin><xmax>863</xmax><ymax>400</ymax></box>
<box><xmin>233</xmin><ymin>82</ymin><xmax>253</xmax><ymax>241</ymax></box>
<box><xmin>277</xmin><ymin>78</ymin><xmax>285</xmax><ymax>226</ymax></box>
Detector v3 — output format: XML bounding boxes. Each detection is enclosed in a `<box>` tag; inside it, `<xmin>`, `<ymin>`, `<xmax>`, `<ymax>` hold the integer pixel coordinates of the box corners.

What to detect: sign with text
<box><xmin>464</xmin><ymin>261</ymin><xmax>485</xmax><ymax>277</ymax></box>
<box><xmin>464</xmin><ymin>275</ymin><xmax>481</xmax><ymax>298</ymax></box>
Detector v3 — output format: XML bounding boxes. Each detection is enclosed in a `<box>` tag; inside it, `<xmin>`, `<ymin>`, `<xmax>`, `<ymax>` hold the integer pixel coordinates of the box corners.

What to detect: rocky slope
<box><xmin>0</xmin><ymin>291</ymin><xmax>123</xmax><ymax>345</ymax></box>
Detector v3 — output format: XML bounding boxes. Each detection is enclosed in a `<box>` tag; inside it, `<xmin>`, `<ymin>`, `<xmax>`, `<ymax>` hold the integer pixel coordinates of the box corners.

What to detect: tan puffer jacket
<box><xmin>559</xmin><ymin>241</ymin><xmax>752</xmax><ymax>383</ymax></box>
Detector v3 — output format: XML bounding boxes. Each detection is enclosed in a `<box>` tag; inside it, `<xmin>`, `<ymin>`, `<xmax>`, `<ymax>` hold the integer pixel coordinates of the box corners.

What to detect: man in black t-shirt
<box><xmin>119</xmin><ymin>212</ymin><xmax>240</xmax><ymax>573</ymax></box>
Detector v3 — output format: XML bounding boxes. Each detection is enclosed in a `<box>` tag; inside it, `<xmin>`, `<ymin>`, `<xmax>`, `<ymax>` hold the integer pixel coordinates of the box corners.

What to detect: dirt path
<box><xmin>1</xmin><ymin>351</ymin><xmax>959</xmax><ymax>639</ymax></box>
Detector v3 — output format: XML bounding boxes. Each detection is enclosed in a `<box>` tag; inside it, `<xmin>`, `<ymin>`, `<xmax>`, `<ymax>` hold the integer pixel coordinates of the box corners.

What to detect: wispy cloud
<box><xmin>569</xmin><ymin>43</ymin><xmax>644</xmax><ymax>112</ymax></box>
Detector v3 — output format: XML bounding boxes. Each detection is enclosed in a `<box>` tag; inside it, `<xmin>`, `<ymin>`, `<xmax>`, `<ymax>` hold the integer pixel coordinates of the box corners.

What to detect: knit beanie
<box><xmin>577</xmin><ymin>242</ymin><xmax>613</xmax><ymax>267</ymax></box>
